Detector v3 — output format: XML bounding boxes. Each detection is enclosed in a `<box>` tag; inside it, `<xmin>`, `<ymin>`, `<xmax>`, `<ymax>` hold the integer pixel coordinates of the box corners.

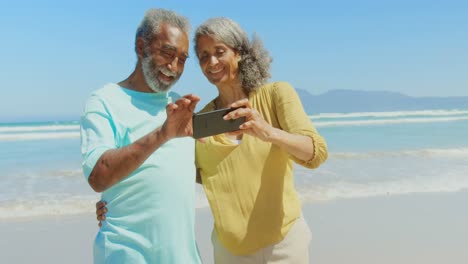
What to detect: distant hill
<box><xmin>296</xmin><ymin>89</ymin><xmax>468</xmax><ymax>114</ymax></box>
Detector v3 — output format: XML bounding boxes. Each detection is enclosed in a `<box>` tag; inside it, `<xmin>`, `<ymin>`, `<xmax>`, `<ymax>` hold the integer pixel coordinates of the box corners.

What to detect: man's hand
<box><xmin>162</xmin><ymin>94</ymin><xmax>200</xmax><ymax>139</ymax></box>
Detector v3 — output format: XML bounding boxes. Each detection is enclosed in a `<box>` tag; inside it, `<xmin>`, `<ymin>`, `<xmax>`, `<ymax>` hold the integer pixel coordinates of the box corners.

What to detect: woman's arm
<box><xmin>226</xmin><ymin>82</ymin><xmax>327</xmax><ymax>167</ymax></box>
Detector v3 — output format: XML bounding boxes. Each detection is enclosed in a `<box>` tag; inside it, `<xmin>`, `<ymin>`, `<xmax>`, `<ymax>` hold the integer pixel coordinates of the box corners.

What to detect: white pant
<box><xmin>211</xmin><ymin>215</ymin><xmax>312</xmax><ymax>264</ymax></box>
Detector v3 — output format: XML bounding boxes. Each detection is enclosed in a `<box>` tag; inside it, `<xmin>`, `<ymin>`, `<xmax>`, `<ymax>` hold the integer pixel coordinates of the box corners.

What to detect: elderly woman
<box><xmin>97</xmin><ymin>17</ymin><xmax>328</xmax><ymax>264</ymax></box>
<box><xmin>193</xmin><ymin>17</ymin><xmax>328</xmax><ymax>263</ymax></box>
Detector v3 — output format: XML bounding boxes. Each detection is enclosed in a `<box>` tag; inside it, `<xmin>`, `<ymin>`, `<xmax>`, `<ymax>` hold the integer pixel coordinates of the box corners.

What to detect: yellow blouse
<box><xmin>195</xmin><ymin>82</ymin><xmax>328</xmax><ymax>255</ymax></box>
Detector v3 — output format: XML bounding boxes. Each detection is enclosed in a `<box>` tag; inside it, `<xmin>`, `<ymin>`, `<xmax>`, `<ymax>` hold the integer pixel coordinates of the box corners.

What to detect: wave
<box><xmin>0</xmin><ymin>124</ymin><xmax>79</xmax><ymax>133</ymax></box>
<box><xmin>0</xmin><ymin>195</ymin><xmax>99</xmax><ymax>219</ymax></box>
<box><xmin>0</xmin><ymin>132</ymin><xmax>80</xmax><ymax>141</ymax></box>
<box><xmin>292</xmin><ymin>145</ymin><xmax>468</xmax><ymax>202</ymax></box>
<box><xmin>297</xmin><ymin>178</ymin><xmax>468</xmax><ymax>202</ymax></box>
<box><xmin>0</xmin><ymin>191</ymin><xmax>206</xmax><ymax>219</ymax></box>
<box><xmin>313</xmin><ymin>116</ymin><xmax>468</xmax><ymax>127</ymax></box>
<box><xmin>2</xmin><ymin>184</ymin><xmax>466</xmax><ymax>219</ymax></box>
<box><xmin>37</xmin><ymin>169</ymin><xmax>84</xmax><ymax>178</ymax></box>
<box><xmin>309</xmin><ymin>109</ymin><xmax>468</xmax><ymax>120</ymax></box>
<box><xmin>2</xmin><ymin>154</ymin><xmax>467</xmax><ymax>218</ymax></box>
<box><xmin>329</xmin><ymin>147</ymin><xmax>468</xmax><ymax>159</ymax></box>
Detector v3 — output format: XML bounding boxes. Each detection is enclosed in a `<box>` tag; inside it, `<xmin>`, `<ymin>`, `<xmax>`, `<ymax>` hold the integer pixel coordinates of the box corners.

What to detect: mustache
<box><xmin>159</xmin><ymin>67</ymin><xmax>178</xmax><ymax>78</ymax></box>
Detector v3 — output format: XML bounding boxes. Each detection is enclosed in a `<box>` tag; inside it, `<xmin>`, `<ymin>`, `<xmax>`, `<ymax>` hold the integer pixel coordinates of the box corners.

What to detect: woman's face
<box><xmin>196</xmin><ymin>35</ymin><xmax>240</xmax><ymax>86</ymax></box>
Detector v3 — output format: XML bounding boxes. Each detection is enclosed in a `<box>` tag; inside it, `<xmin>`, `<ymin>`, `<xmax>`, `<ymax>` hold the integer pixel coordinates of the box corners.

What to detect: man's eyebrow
<box><xmin>161</xmin><ymin>44</ymin><xmax>176</xmax><ymax>51</ymax></box>
<box><xmin>161</xmin><ymin>44</ymin><xmax>189</xmax><ymax>58</ymax></box>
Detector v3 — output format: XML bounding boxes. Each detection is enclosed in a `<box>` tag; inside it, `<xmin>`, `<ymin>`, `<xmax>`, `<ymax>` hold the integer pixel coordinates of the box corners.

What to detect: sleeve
<box><xmin>80</xmin><ymin>95</ymin><xmax>117</xmax><ymax>179</ymax></box>
<box><xmin>169</xmin><ymin>91</ymin><xmax>181</xmax><ymax>102</ymax></box>
<box><xmin>272</xmin><ymin>82</ymin><xmax>328</xmax><ymax>168</ymax></box>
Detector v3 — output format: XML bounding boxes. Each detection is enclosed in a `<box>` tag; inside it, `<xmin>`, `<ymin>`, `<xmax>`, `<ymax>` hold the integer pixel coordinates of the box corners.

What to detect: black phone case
<box><xmin>192</xmin><ymin>108</ymin><xmax>245</xmax><ymax>139</ymax></box>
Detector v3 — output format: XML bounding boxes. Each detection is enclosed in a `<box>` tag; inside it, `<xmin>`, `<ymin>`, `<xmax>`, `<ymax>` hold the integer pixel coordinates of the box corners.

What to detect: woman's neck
<box><xmin>215</xmin><ymin>83</ymin><xmax>248</xmax><ymax>109</ymax></box>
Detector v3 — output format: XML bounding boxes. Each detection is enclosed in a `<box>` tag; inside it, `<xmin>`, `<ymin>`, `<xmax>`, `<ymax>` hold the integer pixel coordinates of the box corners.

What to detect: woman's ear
<box><xmin>235</xmin><ymin>50</ymin><xmax>242</xmax><ymax>62</ymax></box>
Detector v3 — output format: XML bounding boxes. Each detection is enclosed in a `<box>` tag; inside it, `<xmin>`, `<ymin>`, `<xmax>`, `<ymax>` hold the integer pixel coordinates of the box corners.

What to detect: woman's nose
<box><xmin>209</xmin><ymin>55</ymin><xmax>218</xmax><ymax>66</ymax></box>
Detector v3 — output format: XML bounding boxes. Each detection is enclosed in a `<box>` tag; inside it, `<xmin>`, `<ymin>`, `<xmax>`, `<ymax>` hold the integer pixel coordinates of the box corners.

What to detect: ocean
<box><xmin>1</xmin><ymin>109</ymin><xmax>467</xmax><ymax>219</ymax></box>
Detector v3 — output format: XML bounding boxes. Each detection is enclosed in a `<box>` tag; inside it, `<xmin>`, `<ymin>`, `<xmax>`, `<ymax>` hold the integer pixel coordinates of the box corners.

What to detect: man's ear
<box><xmin>135</xmin><ymin>37</ymin><xmax>145</xmax><ymax>59</ymax></box>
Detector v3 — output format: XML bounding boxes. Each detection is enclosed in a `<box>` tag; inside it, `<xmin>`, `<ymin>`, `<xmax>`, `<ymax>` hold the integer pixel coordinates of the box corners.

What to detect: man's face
<box><xmin>141</xmin><ymin>23</ymin><xmax>189</xmax><ymax>92</ymax></box>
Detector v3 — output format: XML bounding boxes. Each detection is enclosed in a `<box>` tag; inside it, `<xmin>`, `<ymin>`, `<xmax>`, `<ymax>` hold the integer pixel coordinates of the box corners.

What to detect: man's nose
<box><xmin>167</xmin><ymin>57</ymin><xmax>179</xmax><ymax>73</ymax></box>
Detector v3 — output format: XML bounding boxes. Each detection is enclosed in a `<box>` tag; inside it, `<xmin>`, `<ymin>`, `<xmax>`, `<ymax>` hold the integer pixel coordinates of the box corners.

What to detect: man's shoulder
<box><xmin>90</xmin><ymin>83</ymin><xmax>121</xmax><ymax>97</ymax></box>
<box><xmin>82</xmin><ymin>83</ymin><xmax>120</xmax><ymax>113</ymax></box>
<box><xmin>86</xmin><ymin>83</ymin><xmax>123</xmax><ymax>104</ymax></box>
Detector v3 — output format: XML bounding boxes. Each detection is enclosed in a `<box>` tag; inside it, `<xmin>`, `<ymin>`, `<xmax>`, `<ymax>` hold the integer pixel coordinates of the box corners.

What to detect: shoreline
<box><xmin>1</xmin><ymin>191</ymin><xmax>467</xmax><ymax>264</ymax></box>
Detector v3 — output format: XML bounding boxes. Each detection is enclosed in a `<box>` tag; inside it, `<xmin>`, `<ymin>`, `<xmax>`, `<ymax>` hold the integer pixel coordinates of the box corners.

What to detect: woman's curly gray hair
<box><xmin>194</xmin><ymin>17</ymin><xmax>272</xmax><ymax>93</ymax></box>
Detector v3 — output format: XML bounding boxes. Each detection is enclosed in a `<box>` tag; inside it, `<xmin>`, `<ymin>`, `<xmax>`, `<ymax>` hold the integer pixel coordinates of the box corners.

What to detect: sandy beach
<box><xmin>306</xmin><ymin>191</ymin><xmax>468</xmax><ymax>264</ymax></box>
<box><xmin>1</xmin><ymin>190</ymin><xmax>467</xmax><ymax>264</ymax></box>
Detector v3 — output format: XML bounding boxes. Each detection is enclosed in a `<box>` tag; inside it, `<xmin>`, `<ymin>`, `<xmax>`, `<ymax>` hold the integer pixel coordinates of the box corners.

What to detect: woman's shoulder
<box><xmin>255</xmin><ymin>81</ymin><xmax>295</xmax><ymax>97</ymax></box>
<box><xmin>197</xmin><ymin>99</ymin><xmax>216</xmax><ymax>113</ymax></box>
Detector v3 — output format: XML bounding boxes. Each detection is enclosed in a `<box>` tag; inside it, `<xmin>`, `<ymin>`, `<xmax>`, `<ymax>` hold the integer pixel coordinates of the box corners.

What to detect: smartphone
<box><xmin>192</xmin><ymin>107</ymin><xmax>245</xmax><ymax>139</ymax></box>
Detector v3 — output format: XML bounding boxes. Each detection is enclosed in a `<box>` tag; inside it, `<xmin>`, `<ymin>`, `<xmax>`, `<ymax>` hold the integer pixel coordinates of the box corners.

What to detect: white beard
<box><xmin>141</xmin><ymin>54</ymin><xmax>180</xmax><ymax>93</ymax></box>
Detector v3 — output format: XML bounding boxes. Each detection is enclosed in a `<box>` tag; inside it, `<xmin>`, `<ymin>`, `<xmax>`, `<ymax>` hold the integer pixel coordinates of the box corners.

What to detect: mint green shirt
<box><xmin>81</xmin><ymin>83</ymin><xmax>201</xmax><ymax>264</ymax></box>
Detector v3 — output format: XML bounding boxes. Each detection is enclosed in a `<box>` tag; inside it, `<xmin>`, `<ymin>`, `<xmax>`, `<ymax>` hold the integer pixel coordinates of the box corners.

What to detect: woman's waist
<box><xmin>213</xmin><ymin>206</ymin><xmax>302</xmax><ymax>255</ymax></box>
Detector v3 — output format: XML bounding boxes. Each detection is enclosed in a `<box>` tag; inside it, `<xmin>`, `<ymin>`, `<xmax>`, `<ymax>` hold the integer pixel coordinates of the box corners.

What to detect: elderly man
<box><xmin>80</xmin><ymin>9</ymin><xmax>202</xmax><ymax>263</ymax></box>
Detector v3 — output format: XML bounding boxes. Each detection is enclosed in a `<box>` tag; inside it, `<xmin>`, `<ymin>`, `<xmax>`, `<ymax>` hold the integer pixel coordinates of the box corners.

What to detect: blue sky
<box><xmin>1</xmin><ymin>0</ymin><xmax>467</xmax><ymax>121</ymax></box>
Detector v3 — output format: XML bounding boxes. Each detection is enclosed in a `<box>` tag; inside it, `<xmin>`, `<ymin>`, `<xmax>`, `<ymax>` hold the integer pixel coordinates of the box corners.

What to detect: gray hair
<box><xmin>194</xmin><ymin>17</ymin><xmax>272</xmax><ymax>93</ymax></box>
<box><xmin>135</xmin><ymin>8</ymin><xmax>190</xmax><ymax>51</ymax></box>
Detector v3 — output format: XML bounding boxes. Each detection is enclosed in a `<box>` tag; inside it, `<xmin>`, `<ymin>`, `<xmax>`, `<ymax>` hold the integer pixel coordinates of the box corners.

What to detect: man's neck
<box><xmin>118</xmin><ymin>64</ymin><xmax>154</xmax><ymax>93</ymax></box>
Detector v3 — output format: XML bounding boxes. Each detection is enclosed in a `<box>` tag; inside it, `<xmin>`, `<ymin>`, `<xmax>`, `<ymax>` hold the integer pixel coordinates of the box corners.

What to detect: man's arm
<box><xmin>88</xmin><ymin>126</ymin><xmax>169</xmax><ymax>192</ymax></box>
<box><xmin>88</xmin><ymin>94</ymin><xmax>199</xmax><ymax>192</ymax></box>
